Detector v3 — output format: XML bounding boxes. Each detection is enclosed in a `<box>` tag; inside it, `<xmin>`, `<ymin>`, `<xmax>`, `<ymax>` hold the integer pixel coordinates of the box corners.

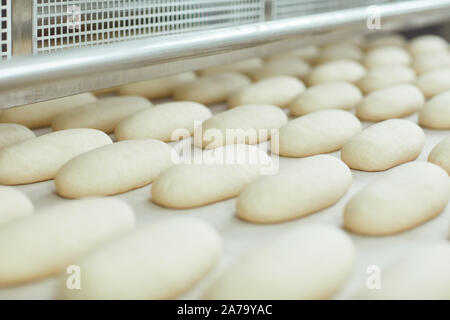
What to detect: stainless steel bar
<box><xmin>0</xmin><ymin>0</ymin><xmax>449</xmax><ymax>108</ymax></box>
<box><xmin>11</xmin><ymin>0</ymin><xmax>33</xmax><ymax>56</ymax></box>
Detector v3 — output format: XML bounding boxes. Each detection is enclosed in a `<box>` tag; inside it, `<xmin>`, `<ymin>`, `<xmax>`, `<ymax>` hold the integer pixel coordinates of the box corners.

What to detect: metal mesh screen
<box><xmin>0</xmin><ymin>0</ymin><xmax>10</xmax><ymax>59</ymax></box>
<box><xmin>271</xmin><ymin>0</ymin><xmax>393</xmax><ymax>19</ymax></box>
<box><xmin>33</xmin><ymin>0</ymin><xmax>265</xmax><ymax>54</ymax></box>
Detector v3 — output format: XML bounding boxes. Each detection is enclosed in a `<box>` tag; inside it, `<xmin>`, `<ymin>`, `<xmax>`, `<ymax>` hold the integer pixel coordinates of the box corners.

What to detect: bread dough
<box><xmin>356</xmin><ymin>244</ymin><xmax>450</xmax><ymax>299</ymax></box>
<box><xmin>52</xmin><ymin>96</ymin><xmax>152</xmax><ymax>133</ymax></box>
<box><xmin>236</xmin><ymin>155</ymin><xmax>352</xmax><ymax>223</ymax></box>
<box><xmin>409</xmin><ymin>35</ymin><xmax>448</xmax><ymax>57</ymax></box>
<box><xmin>55</xmin><ymin>139</ymin><xmax>177</xmax><ymax>198</ymax></box>
<box><xmin>0</xmin><ymin>129</ymin><xmax>112</xmax><ymax>185</ymax></box>
<box><xmin>0</xmin><ymin>187</ymin><xmax>33</xmax><ymax>225</ymax></box>
<box><xmin>115</xmin><ymin>101</ymin><xmax>212</xmax><ymax>142</ymax></box>
<box><xmin>58</xmin><ymin>217</ymin><xmax>222</xmax><ymax>300</ymax></box>
<box><xmin>248</xmin><ymin>58</ymin><xmax>311</xmax><ymax>81</ymax></box>
<box><xmin>195</xmin><ymin>104</ymin><xmax>288</xmax><ymax>149</ymax></box>
<box><xmin>227</xmin><ymin>76</ymin><xmax>305</xmax><ymax>108</ymax></box>
<box><xmin>358</xmin><ymin>65</ymin><xmax>416</xmax><ymax>94</ymax></box>
<box><xmin>365</xmin><ymin>34</ymin><xmax>407</xmax><ymax>49</ymax></box>
<box><xmin>204</xmin><ymin>225</ymin><xmax>355</xmax><ymax>299</ymax></box>
<box><xmin>278</xmin><ymin>110</ymin><xmax>362</xmax><ymax>157</ymax></box>
<box><xmin>0</xmin><ymin>198</ymin><xmax>135</xmax><ymax>286</ymax></box>
<box><xmin>417</xmin><ymin>68</ymin><xmax>450</xmax><ymax>98</ymax></box>
<box><xmin>0</xmin><ymin>93</ymin><xmax>97</xmax><ymax>129</ymax></box>
<box><xmin>118</xmin><ymin>72</ymin><xmax>197</xmax><ymax>99</ymax></box>
<box><xmin>266</xmin><ymin>45</ymin><xmax>320</xmax><ymax>63</ymax></box>
<box><xmin>0</xmin><ymin>124</ymin><xmax>35</xmax><ymax>150</ymax></box>
<box><xmin>199</xmin><ymin>58</ymin><xmax>264</xmax><ymax>76</ymax></box>
<box><xmin>307</xmin><ymin>59</ymin><xmax>366</xmax><ymax>86</ymax></box>
<box><xmin>289</xmin><ymin>82</ymin><xmax>362</xmax><ymax>116</ymax></box>
<box><xmin>344</xmin><ymin>161</ymin><xmax>449</xmax><ymax>236</ymax></box>
<box><xmin>364</xmin><ymin>46</ymin><xmax>411</xmax><ymax>69</ymax></box>
<box><xmin>174</xmin><ymin>72</ymin><xmax>250</xmax><ymax>105</ymax></box>
<box><xmin>317</xmin><ymin>43</ymin><xmax>364</xmax><ymax>63</ymax></box>
<box><xmin>152</xmin><ymin>145</ymin><xmax>271</xmax><ymax>208</ymax></box>
<box><xmin>412</xmin><ymin>53</ymin><xmax>450</xmax><ymax>75</ymax></box>
<box><xmin>341</xmin><ymin>119</ymin><xmax>425</xmax><ymax>171</ymax></box>
<box><xmin>356</xmin><ymin>84</ymin><xmax>425</xmax><ymax>121</ymax></box>
<box><xmin>428</xmin><ymin>135</ymin><xmax>450</xmax><ymax>174</ymax></box>
<box><xmin>418</xmin><ymin>91</ymin><xmax>450</xmax><ymax>129</ymax></box>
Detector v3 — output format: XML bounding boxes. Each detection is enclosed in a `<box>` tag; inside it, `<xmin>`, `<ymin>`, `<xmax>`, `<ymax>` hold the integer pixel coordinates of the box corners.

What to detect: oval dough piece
<box><xmin>115</xmin><ymin>101</ymin><xmax>212</xmax><ymax>142</ymax></box>
<box><xmin>248</xmin><ymin>58</ymin><xmax>311</xmax><ymax>81</ymax></box>
<box><xmin>428</xmin><ymin>135</ymin><xmax>450</xmax><ymax>174</ymax></box>
<box><xmin>358</xmin><ymin>65</ymin><xmax>416</xmax><ymax>94</ymax></box>
<box><xmin>52</xmin><ymin>96</ymin><xmax>152</xmax><ymax>133</ymax></box>
<box><xmin>289</xmin><ymin>82</ymin><xmax>362</xmax><ymax>116</ymax></box>
<box><xmin>266</xmin><ymin>45</ymin><xmax>320</xmax><ymax>63</ymax></box>
<box><xmin>227</xmin><ymin>76</ymin><xmax>305</xmax><ymax>108</ymax></box>
<box><xmin>0</xmin><ymin>187</ymin><xmax>33</xmax><ymax>225</ymax></box>
<box><xmin>55</xmin><ymin>139</ymin><xmax>177</xmax><ymax>198</ymax></box>
<box><xmin>317</xmin><ymin>43</ymin><xmax>364</xmax><ymax>63</ymax></box>
<box><xmin>356</xmin><ymin>245</ymin><xmax>450</xmax><ymax>299</ymax></box>
<box><xmin>409</xmin><ymin>35</ymin><xmax>448</xmax><ymax>57</ymax></box>
<box><xmin>118</xmin><ymin>72</ymin><xmax>197</xmax><ymax>99</ymax></box>
<box><xmin>278</xmin><ymin>110</ymin><xmax>362</xmax><ymax>157</ymax></box>
<box><xmin>196</xmin><ymin>104</ymin><xmax>288</xmax><ymax>149</ymax></box>
<box><xmin>0</xmin><ymin>129</ymin><xmax>112</xmax><ymax>185</ymax></box>
<box><xmin>199</xmin><ymin>58</ymin><xmax>264</xmax><ymax>76</ymax></box>
<box><xmin>364</xmin><ymin>46</ymin><xmax>411</xmax><ymax>69</ymax></box>
<box><xmin>58</xmin><ymin>217</ymin><xmax>222</xmax><ymax>300</ymax></box>
<box><xmin>418</xmin><ymin>91</ymin><xmax>450</xmax><ymax>129</ymax></box>
<box><xmin>174</xmin><ymin>72</ymin><xmax>250</xmax><ymax>105</ymax></box>
<box><xmin>307</xmin><ymin>59</ymin><xmax>366</xmax><ymax>86</ymax></box>
<box><xmin>365</xmin><ymin>34</ymin><xmax>407</xmax><ymax>49</ymax></box>
<box><xmin>0</xmin><ymin>124</ymin><xmax>35</xmax><ymax>150</ymax></box>
<box><xmin>0</xmin><ymin>198</ymin><xmax>135</xmax><ymax>286</ymax></box>
<box><xmin>236</xmin><ymin>155</ymin><xmax>352</xmax><ymax>223</ymax></box>
<box><xmin>0</xmin><ymin>93</ymin><xmax>97</xmax><ymax>128</ymax></box>
<box><xmin>341</xmin><ymin>119</ymin><xmax>425</xmax><ymax>171</ymax></box>
<box><xmin>204</xmin><ymin>225</ymin><xmax>355</xmax><ymax>300</ymax></box>
<box><xmin>356</xmin><ymin>84</ymin><xmax>425</xmax><ymax>121</ymax></box>
<box><xmin>152</xmin><ymin>145</ymin><xmax>272</xmax><ymax>208</ymax></box>
<box><xmin>417</xmin><ymin>68</ymin><xmax>450</xmax><ymax>98</ymax></box>
<box><xmin>412</xmin><ymin>53</ymin><xmax>450</xmax><ymax>75</ymax></box>
<box><xmin>344</xmin><ymin>161</ymin><xmax>449</xmax><ymax>236</ymax></box>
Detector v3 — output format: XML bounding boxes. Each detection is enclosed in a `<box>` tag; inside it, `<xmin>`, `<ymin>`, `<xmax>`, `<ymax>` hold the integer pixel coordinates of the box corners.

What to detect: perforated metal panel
<box><xmin>0</xmin><ymin>0</ymin><xmax>11</xmax><ymax>59</ymax></box>
<box><xmin>271</xmin><ymin>0</ymin><xmax>392</xmax><ymax>19</ymax></box>
<box><xmin>33</xmin><ymin>0</ymin><xmax>265</xmax><ymax>54</ymax></box>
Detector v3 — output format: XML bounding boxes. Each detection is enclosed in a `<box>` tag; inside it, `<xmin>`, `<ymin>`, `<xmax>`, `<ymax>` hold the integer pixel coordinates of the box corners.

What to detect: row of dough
<box><xmin>1</xmin><ymin>196</ymin><xmax>450</xmax><ymax>300</ymax></box>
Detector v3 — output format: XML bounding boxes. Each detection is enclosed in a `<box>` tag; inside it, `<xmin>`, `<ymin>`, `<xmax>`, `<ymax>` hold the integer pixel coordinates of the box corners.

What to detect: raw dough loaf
<box><xmin>248</xmin><ymin>58</ymin><xmax>311</xmax><ymax>81</ymax></box>
<box><xmin>115</xmin><ymin>101</ymin><xmax>212</xmax><ymax>142</ymax></box>
<box><xmin>118</xmin><ymin>72</ymin><xmax>197</xmax><ymax>99</ymax></box>
<box><xmin>365</xmin><ymin>34</ymin><xmax>407</xmax><ymax>49</ymax></box>
<box><xmin>278</xmin><ymin>110</ymin><xmax>362</xmax><ymax>157</ymax></box>
<box><xmin>152</xmin><ymin>145</ymin><xmax>272</xmax><ymax>208</ymax></box>
<box><xmin>317</xmin><ymin>43</ymin><xmax>364</xmax><ymax>63</ymax></box>
<box><xmin>236</xmin><ymin>155</ymin><xmax>352</xmax><ymax>223</ymax></box>
<box><xmin>0</xmin><ymin>124</ymin><xmax>35</xmax><ymax>150</ymax></box>
<box><xmin>266</xmin><ymin>45</ymin><xmax>320</xmax><ymax>63</ymax></box>
<box><xmin>356</xmin><ymin>245</ymin><xmax>450</xmax><ymax>299</ymax></box>
<box><xmin>196</xmin><ymin>104</ymin><xmax>288</xmax><ymax>149</ymax></box>
<box><xmin>417</xmin><ymin>68</ymin><xmax>450</xmax><ymax>98</ymax></box>
<box><xmin>58</xmin><ymin>217</ymin><xmax>222</xmax><ymax>300</ymax></box>
<box><xmin>409</xmin><ymin>35</ymin><xmax>448</xmax><ymax>57</ymax></box>
<box><xmin>412</xmin><ymin>53</ymin><xmax>450</xmax><ymax>75</ymax></box>
<box><xmin>0</xmin><ymin>187</ymin><xmax>33</xmax><ymax>225</ymax></box>
<box><xmin>364</xmin><ymin>46</ymin><xmax>411</xmax><ymax>69</ymax></box>
<box><xmin>428</xmin><ymin>135</ymin><xmax>450</xmax><ymax>174</ymax></box>
<box><xmin>199</xmin><ymin>58</ymin><xmax>264</xmax><ymax>76</ymax></box>
<box><xmin>289</xmin><ymin>82</ymin><xmax>362</xmax><ymax>116</ymax></box>
<box><xmin>55</xmin><ymin>139</ymin><xmax>177</xmax><ymax>198</ymax></box>
<box><xmin>358</xmin><ymin>65</ymin><xmax>416</xmax><ymax>94</ymax></box>
<box><xmin>204</xmin><ymin>225</ymin><xmax>355</xmax><ymax>300</ymax></box>
<box><xmin>307</xmin><ymin>59</ymin><xmax>366</xmax><ymax>86</ymax></box>
<box><xmin>0</xmin><ymin>93</ymin><xmax>97</xmax><ymax>128</ymax></box>
<box><xmin>344</xmin><ymin>161</ymin><xmax>449</xmax><ymax>236</ymax></box>
<box><xmin>0</xmin><ymin>129</ymin><xmax>112</xmax><ymax>185</ymax></box>
<box><xmin>341</xmin><ymin>119</ymin><xmax>425</xmax><ymax>171</ymax></box>
<box><xmin>0</xmin><ymin>198</ymin><xmax>135</xmax><ymax>286</ymax></box>
<box><xmin>227</xmin><ymin>76</ymin><xmax>305</xmax><ymax>108</ymax></box>
<box><xmin>418</xmin><ymin>91</ymin><xmax>450</xmax><ymax>129</ymax></box>
<box><xmin>52</xmin><ymin>96</ymin><xmax>152</xmax><ymax>133</ymax></box>
<box><xmin>356</xmin><ymin>84</ymin><xmax>425</xmax><ymax>121</ymax></box>
<box><xmin>174</xmin><ymin>72</ymin><xmax>250</xmax><ymax>105</ymax></box>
